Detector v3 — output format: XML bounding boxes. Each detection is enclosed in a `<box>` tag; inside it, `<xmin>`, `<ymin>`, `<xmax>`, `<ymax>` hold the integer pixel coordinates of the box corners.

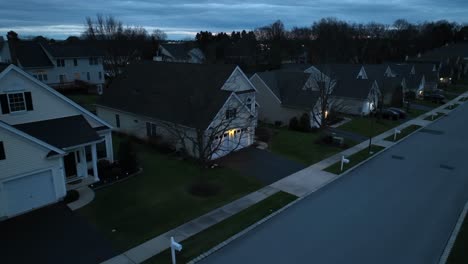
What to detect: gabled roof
<box><xmin>333</xmin><ymin>78</ymin><xmax>377</xmax><ymax>100</ymax></box>
<box><xmin>98</xmin><ymin>62</ymin><xmax>241</xmax><ymax>128</ymax></box>
<box><xmin>312</xmin><ymin>64</ymin><xmax>363</xmax><ymax>80</ymax></box>
<box><xmin>414</xmin><ymin>63</ymin><xmax>438</xmax><ymax>82</ymax></box>
<box><xmin>405</xmin><ymin>74</ymin><xmax>424</xmax><ymax>90</ymax></box>
<box><xmin>388</xmin><ymin>63</ymin><xmax>414</xmax><ymax>77</ymax></box>
<box><xmin>14</xmin><ymin>115</ymin><xmax>101</xmax><ymax>149</ymax></box>
<box><xmin>380</xmin><ymin>77</ymin><xmax>404</xmax><ymax>94</ymax></box>
<box><xmin>256</xmin><ymin>70</ymin><xmax>319</xmax><ymax>109</ymax></box>
<box><xmin>415</xmin><ymin>42</ymin><xmax>468</xmax><ymax>61</ymax></box>
<box><xmin>12</xmin><ymin>41</ymin><xmax>53</xmax><ymax>68</ymax></box>
<box><xmin>41</xmin><ymin>42</ymin><xmax>104</xmax><ymax>58</ymax></box>
<box><xmin>160</xmin><ymin>43</ymin><xmax>194</xmax><ymax>60</ymax></box>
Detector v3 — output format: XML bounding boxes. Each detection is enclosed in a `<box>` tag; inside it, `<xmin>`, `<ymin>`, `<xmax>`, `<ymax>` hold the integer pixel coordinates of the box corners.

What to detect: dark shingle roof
<box><xmin>388</xmin><ymin>63</ymin><xmax>413</xmax><ymax>77</ymax></box>
<box><xmin>333</xmin><ymin>78</ymin><xmax>376</xmax><ymax>100</ymax></box>
<box><xmin>14</xmin><ymin>115</ymin><xmax>101</xmax><ymax>149</ymax></box>
<box><xmin>414</xmin><ymin>63</ymin><xmax>438</xmax><ymax>82</ymax></box>
<box><xmin>313</xmin><ymin>64</ymin><xmax>363</xmax><ymax>80</ymax></box>
<box><xmin>98</xmin><ymin>62</ymin><xmax>238</xmax><ymax>128</ymax></box>
<box><xmin>13</xmin><ymin>41</ymin><xmax>53</xmax><ymax>68</ymax></box>
<box><xmin>161</xmin><ymin>44</ymin><xmax>192</xmax><ymax>60</ymax></box>
<box><xmin>42</xmin><ymin>42</ymin><xmax>104</xmax><ymax>58</ymax></box>
<box><xmin>256</xmin><ymin>70</ymin><xmax>318</xmax><ymax>109</ymax></box>
<box><xmin>405</xmin><ymin>74</ymin><xmax>424</xmax><ymax>90</ymax></box>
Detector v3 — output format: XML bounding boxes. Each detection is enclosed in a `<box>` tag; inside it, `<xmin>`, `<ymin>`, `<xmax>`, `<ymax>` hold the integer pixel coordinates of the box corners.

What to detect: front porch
<box><xmin>63</xmin><ymin>143</ymin><xmax>101</xmax><ymax>191</ymax></box>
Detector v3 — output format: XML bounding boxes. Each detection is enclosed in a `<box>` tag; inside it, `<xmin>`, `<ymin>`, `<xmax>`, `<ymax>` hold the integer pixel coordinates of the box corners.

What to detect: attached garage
<box><xmin>2</xmin><ymin>170</ymin><xmax>57</xmax><ymax>217</ymax></box>
<box><xmin>211</xmin><ymin>127</ymin><xmax>254</xmax><ymax>160</ymax></box>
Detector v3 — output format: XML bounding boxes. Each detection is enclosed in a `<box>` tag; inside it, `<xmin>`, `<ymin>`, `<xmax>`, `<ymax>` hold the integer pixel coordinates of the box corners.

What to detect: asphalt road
<box><xmin>201</xmin><ymin>103</ymin><xmax>468</xmax><ymax>264</ymax></box>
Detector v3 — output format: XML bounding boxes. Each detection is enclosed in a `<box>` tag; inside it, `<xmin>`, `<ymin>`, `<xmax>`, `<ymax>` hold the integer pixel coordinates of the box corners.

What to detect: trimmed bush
<box><xmin>299</xmin><ymin>113</ymin><xmax>311</xmax><ymax>132</ymax></box>
<box><xmin>289</xmin><ymin>117</ymin><xmax>299</xmax><ymax>131</ymax></box>
<box><xmin>118</xmin><ymin>139</ymin><xmax>139</xmax><ymax>174</ymax></box>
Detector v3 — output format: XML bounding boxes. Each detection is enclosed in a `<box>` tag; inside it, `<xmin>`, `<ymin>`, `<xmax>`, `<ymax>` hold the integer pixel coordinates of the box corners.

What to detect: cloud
<box><xmin>0</xmin><ymin>0</ymin><xmax>467</xmax><ymax>39</ymax></box>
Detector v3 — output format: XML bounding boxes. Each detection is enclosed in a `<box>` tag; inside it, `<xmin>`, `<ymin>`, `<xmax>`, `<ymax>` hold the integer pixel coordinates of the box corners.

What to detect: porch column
<box><xmin>105</xmin><ymin>132</ymin><xmax>114</xmax><ymax>162</ymax></box>
<box><xmin>91</xmin><ymin>144</ymin><xmax>99</xmax><ymax>181</ymax></box>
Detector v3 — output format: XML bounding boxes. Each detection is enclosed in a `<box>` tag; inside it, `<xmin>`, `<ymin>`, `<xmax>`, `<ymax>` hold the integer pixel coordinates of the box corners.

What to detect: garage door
<box><xmin>3</xmin><ymin>171</ymin><xmax>56</xmax><ymax>217</ymax></box>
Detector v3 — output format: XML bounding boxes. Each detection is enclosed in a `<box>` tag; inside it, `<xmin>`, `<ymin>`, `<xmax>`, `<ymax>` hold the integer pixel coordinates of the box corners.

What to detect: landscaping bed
<box><xmin>79</xmin><ymin>135</ymin><xmax>262</xmax><ymax>251</ymax></box>
<box><xmin>383</xmin><ymin>125</ymin><xmax>422</xmax><ymax>142</ymax></box>
<box><xmin>445</xmin><ymin>103</ymin><xmax>461</xmax><ymax>110</ymax></box>
<box><xmin>324</xmin><ymin>145</ymin><xmax>385</xmax><ymax>174</ymax></box>
<box><xmin>144</xmin><ymin>191</ymin><xmax>297</xmax><ymax>264</ymax></box>
<box><xmin>424</xmin><ymin>112</ymin><xmax>445</xmax><ymax>121</ymax></box>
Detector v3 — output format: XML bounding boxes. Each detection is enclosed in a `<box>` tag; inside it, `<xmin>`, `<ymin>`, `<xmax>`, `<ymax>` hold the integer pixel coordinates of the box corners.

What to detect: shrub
<box><xmin>118</xmin><ymin>139</ymin><xmax>139</xmax><ymax>174</ymax></box>
<box><xmin>289</xmin><ymin>117</ymin><xmax>299</xmax><ymax>131</ymax></box>
<box><xmin>299</xmin><ymin>113</ymin><xmax>311</xmax><ymax>132</ymax></box>
<box><xmin>255</xmin><ymin>127</ymin><xmax>273</xmax><ymax>142</ymax></box>
<box><xmin>274</xmin><ymin>121</ymin><xmax>283</xmax><ymax>127</ymax></box>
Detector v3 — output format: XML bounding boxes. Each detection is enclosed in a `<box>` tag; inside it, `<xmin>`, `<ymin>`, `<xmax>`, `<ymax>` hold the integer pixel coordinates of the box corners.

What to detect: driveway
<box><xmin>201</xmin><ymin>103</ymin><xmax>468</xmax><ymax>264</ymax></box>
<box><xmin>0</xmin><ymin>203</ymin><xmax>116</xmax><ymax>264</ymax></box>
<box><xmin>218</xmin><ymin>147</ymin><xmax>306</xmax><ymax>184</ymax></box>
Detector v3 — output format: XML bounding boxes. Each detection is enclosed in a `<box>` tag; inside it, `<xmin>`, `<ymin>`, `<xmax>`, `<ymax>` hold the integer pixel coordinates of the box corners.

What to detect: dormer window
<box><xmin>0</xmin><ymin>92</ymin><xmax>33</xmax><ymax>114</ymax></box>
<box><xmin>89</xmin><ymin>57</ymin><xmax>99</xmax><ymax>65</ymax></box>
<box><xmin>56</xmin><ymin>59</ymin><xmax>65</xmax><ymax>67</ymax></box>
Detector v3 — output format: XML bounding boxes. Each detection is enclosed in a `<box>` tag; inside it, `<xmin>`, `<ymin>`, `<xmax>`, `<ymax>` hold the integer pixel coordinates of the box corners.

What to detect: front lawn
<box><xmin>269</xmin><ymin>128</ymin><xmax>356</xmax><ymax>165</ymax></box>
<box><xmin>407</xmin><ymin>108</ymin><xmax>429</xmax><ymax>119</ymax></box>
<box><xmin>447</xmin><ymin>213</ymin><xmax>468</xmax><ymax>264</ymax></box>
<box><xmin>324</xmin><ymin>145</ymin><xmax>385</xmax><ymax>174</ymax></box>
<box><xmin>79</xmin><ymin>135</ymin><xmax>262</xmax><ymax>251</ymax></box>
<box><xmin>144</xmin><ymin>191</ymin><xmax>297</xmax><ymax>264</ymax></box>
<box><xmin>339</xmin><ymin>116</ymin><xmax>400</xmax><ymax>138</ymax></box>
<box><xmin>446</xmin><ymin>83</ymin><xmax>468</xmax><ymax>95</ymax></box>
<box><xmin>383</xmin><ymin>125</ymin><xmax>422</xmax><ymax>142</ymax></box>
<box><xmin>66</xmin><ymin>93</ymin><xmax>99</xmax><ymax>112</ymax></box>
<box><xmin>414</xmin><ymin>99</ymin><xmax>444</xmax><ymax>109</ymax></box>
<box><xmin>424</xmin><ymin>112</ymin><xmax>445</xmax><ymax>121</ymax></box>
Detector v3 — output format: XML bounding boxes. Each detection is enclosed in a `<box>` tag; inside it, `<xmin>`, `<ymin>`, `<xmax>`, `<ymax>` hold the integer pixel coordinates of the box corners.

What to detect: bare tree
<box><xmin>151</xmin><ymin>29</ymin><xmax>167</xmax><ymax>41</ymax></box>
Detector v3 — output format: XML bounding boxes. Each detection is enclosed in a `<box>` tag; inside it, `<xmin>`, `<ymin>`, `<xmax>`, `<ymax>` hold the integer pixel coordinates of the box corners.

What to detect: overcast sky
<box><xmin>0</xmin><ymin>0</ymin><xmax>467</xmax><ymax>40</ymax></box>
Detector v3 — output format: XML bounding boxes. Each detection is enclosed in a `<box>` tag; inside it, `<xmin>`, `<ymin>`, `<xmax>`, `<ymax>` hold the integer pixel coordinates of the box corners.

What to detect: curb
<box><xmin>438</xmin><ymin>200</ymin><xmax>468</xmax><ymax>264</ymax></box>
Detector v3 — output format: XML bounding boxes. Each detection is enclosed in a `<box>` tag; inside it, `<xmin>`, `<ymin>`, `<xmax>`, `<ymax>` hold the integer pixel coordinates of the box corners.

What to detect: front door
<box><xmin>64</xmin><ymin>153</ymin><xmax>77</xmax><ymax>178</ymax></box>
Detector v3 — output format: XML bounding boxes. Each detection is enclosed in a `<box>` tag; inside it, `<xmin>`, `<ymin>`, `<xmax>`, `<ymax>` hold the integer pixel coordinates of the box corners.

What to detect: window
<box><xmin>73</xmin><ymin>58</ymin><xmax>78</xmax><ymax>66</ymax></box>
<box><xmin>7</xmin><ymin>93</ymin><xmax>26</xmax><ymax>112</ymax></box>
<box><xmin>98</xmin><ymin>72</ymin><xmax>102</xmax><ymax>80</ymax></box>
<box><xmin>59</xmin><ymin>74</ymin><xmax>66</xmax><ymax>83</ymax></box>
<box><xmin>115</xmin><ymin>114</ymin><xmax>120</xmax><ymax>128</ymax></box>
<box><xmin>87</xmin><ymin>72</ymin><xmax>90</xmax><ymax>81</ymax></box>
<box><xmin>146</xmin><ymin>122</ymin><xmax>157</xmax><ymax>137</ymax></box>
<box><xmin>34</xmin><ymin>72</ymin><xmax>48</xmax><ymax>81</ymax></box>
<box><xmin>56</xmin><ymin>59</ymin><xmax>65</xmax><ymax>67</ymax></box>
<box><xmin>0</xmin><ymin>141</ymin><xmax>5</xmax><ymax>160</ymax></box>
<box><xmin>89</xmin><ymin>57</ymin><xmax>99</xmax><ymax>65</ymax></box>
<box><xmin>225</xmin><ymin>108</ymin><xmax>237</xmax><ymax>119</ymax></box>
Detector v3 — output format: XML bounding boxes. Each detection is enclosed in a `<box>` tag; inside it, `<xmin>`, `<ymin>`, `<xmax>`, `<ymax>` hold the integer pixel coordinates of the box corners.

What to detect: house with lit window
<box><xmin>96</xmin><ymin>62</ymin><xmax>256</xmax><ymax>160</ymax></box>
<box><xmin>154</xmin><ymin>43</ymin><xmax>205</xmax><ymax>64</ymax></box>
<box><xmin>0</xmin><ymin>64</ymin><xmax>113</xmax><ymax>220</ymax></box>
<box><xmin>0</xmin><ymin>31</ymin><xmax>105</xmax><ymax>91</ymax></box>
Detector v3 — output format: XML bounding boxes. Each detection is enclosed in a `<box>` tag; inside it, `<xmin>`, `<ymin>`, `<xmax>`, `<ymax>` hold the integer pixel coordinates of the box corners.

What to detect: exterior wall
<box><xmin>24</xmin><ymin>57</ymin><xmax>105</xmax><ymax>87</ymax></box>
<box><xmin>0</xmin><ymin>127</ymin><xmax>65</xmax><ymax>218</ymax></box>
<box><xmin>0</xmin><ymin>43</ymin><xmax>11</xmax><ymax>64</ymax></box>
<box><xmin>331</xmin><ymin>97</ymin><xmax>368</xmax><ymax>115</ymax></box>
<box><xmin>250</xmin><ymin>75</ymin><xmax>304</xmax><ymax>125</ymax></box>
<box><xmin>0</xmin><ymin>70</ymin><xmax>102</xmax><ymax>127</ymax></box>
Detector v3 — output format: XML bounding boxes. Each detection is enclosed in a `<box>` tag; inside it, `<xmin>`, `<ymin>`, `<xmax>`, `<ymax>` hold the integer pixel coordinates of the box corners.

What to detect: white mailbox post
<box><xmin>394</xmin><ymin>128</ymin><xmax>401</xmax><ymax>141</ymax></box>
<box><xmin>170</xmin><ymin>236</ymin><xmax>183</xmax><ymax>264</ymax></box>
<box><xmin>341</xmin><ymin>155</ymin><xmax>350</xmax><ymax>172</ymax></box>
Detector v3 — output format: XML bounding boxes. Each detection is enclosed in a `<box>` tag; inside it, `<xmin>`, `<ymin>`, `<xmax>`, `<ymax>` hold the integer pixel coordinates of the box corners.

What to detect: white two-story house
<box><xmin>0</xmin><ymin>64</ymin><xmax>113</xmax><ymax>220</ymax></box>
<box><xmin>0</xmin><ymin>31</ymin><xmax>105</xmax><ymax>91</ymax></box>
<box><xmin>96</xmin><ymin>62</ymin><xmax>256</xmax><ymax>160</ymax></box>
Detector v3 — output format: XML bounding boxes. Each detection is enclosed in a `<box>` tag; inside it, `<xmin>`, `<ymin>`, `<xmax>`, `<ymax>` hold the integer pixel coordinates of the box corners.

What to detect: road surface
<box><xmin>201</xmin><ymin>103</ymin><xmax>468</xmax><ymax>264</ymax></box>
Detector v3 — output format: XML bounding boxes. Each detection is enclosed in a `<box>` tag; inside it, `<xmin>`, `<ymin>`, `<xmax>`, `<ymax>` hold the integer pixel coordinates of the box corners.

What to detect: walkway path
<box><xmin>102</xmin><ymin>92</ymin><xmax>468</xmax><ymax>264</ymax></box>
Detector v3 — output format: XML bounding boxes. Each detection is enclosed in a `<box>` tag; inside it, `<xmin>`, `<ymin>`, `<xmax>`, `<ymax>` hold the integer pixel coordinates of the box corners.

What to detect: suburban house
<box><xmin>388</xmin><ymin>63</ymin><xmax>426</xmax><ymax>97</ymax></box>
<box><xmin>305</xmin><ymin>64</ymin><xmax>381</xmax><ymax>116</ymax></box>
<box><xmin>413</xmin><ymin>63</ymin><xmax>439</xmax><ymax>92</ymax></box>
<box><xmin>0</xmin><ymin>64</ymin><xmax>113</xmax><ymax>220</ymax></box>
<box><xmin>0</xmin><ymin>32</ymin><xmax>105</xmax><ymax>91</ymax></box>
<box><xmin>154</xmin><ymin>43</ymin><xmax>205</xmax><ymax>64</ymax></box>
<box><xmin>364</xmin><ymin>64</ymin><xmax>406</xmax><ymax>106</ymax></box>
<box><xmin>96</xmin><ymin>62</ymin><xmax>256</xmax><ymax>160</ymax></box>
<box><xmin>250</xmin><ymin>70</ymin><xmax>319</xmax><ymax>126</ymax></box>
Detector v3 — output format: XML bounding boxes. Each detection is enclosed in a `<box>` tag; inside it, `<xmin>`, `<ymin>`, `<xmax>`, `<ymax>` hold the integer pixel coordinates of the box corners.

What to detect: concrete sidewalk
<box><xmin>102</xmin><ymin>91</ymin><xmax>467</xmax><ymax>264</ymax></box>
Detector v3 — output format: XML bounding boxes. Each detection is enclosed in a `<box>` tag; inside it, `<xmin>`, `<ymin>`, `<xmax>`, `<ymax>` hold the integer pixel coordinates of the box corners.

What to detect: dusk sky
<box><xmin>1</xmin><ymin>0</ymin><xmax>467</xmax><ymax>40</ymax></box>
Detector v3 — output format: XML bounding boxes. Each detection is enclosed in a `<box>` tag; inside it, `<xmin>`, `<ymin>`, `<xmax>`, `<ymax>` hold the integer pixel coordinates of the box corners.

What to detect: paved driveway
<box><xmin>0</xmin><ymin>203</ymin><xmax>116</xmax><ymax>264</ymax></box>
<box><xmin>201</xmin><ymin>103</ymin><xmax>468</xmax><ymax>264</ymax></box>
<box><xmin>218</xmin><ymin>147</ymin><xmax>306</xmax><ymax>184</ymax></box>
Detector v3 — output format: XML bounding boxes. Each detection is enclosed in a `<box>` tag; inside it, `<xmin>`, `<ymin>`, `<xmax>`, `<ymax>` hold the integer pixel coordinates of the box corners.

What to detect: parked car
<box><xmin>388</xmin><ymin>108</ymin><xmax>407</xmax><ymax>119</ymax></box>
<box><xmin>378</xmin><ymin>109</ymin><xmax>400</xmax><ymax>120</ymax></box>
<box><xmin>424</xmin><ymin>93</ymin><xmax>446</xmax><ymax>104</ymax></box>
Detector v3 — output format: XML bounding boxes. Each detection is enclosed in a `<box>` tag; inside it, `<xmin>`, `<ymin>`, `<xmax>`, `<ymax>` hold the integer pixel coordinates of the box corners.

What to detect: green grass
<box><xmin>446</xmin><ymin>83</ymin><xmax>468</xmax><ymax>95</ymax></box>
<box><xmin>424</xmin><ymin>112</ymin><xmax>445</xmax><ymax>121</ymax></box>
<box><xmin>269</xmin><ymin>128</ymin><xmax>356</xmax><ymax>165</ymax></box>
<box><xmin>459</xmin><ymin>97</ymin><xmax>468</xmax><ymax>102</ymax></box>
<box><xmin>415</xmin><ymin>99</ymin><xmax>444</xmax><ymax>109</ymax></box>
<box><xmin>324</xmin><ymin>145</ymin><xmax>385</xmax><ymax>174</ymax></box>
<box><xmin>66</xmin><ymin>94</ymin><xmax>99</xmax><ymax>112</ymax></box>
<box><xmin>79</xmin><ymin>135</ymin><xmax>262</xmax><ymax>251</ymax></box>
<box><xmin>407</xmin><ymin>108</ymin><xmax>429</xmax><ymax>119</ymax></box>
<box><xmin>445</xmin><ymin>103</ymin><xmax>461</xmax><ymax>110</ymax></box>
<box><xmin>144</xmin><ymin>191</ymin><xmax>297</xmax><ymax>264</ymax></box>
<box><xmin>447</xmin><ymin>214</ymin><xmax>468</xmax><ymax>264</ymax></box>
<box><xmin>339</xmin><ymin>117</ymin><xmax>400</xmax><ymax>138</ymax></box>
<box><xmin>383</xmin><ymin>125</ymin><xmax>422</xmax><ymax>142</ymax></box>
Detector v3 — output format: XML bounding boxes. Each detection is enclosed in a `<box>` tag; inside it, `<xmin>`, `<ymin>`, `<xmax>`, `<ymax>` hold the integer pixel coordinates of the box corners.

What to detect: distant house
<box><xmin>0</xmin><ymin>64</ymin><xmax>113</xmax><ymax>220</ymax></box>
<box><xmin>96</xmin><ymin>62</ymin><xmax>256</xmax><ymax>160</ymax></box>
<box><xmin>364</xmin><ymin>64</ymin><xmax>406</xmax><ymax>106</ymax></box>
<box><xmin>250</xmin><ymin>70</ymin><xmax>319</xmax><ymax>126</ymax></box>
<box><xmin>154</xmin><ymin>43</ymin><xmax>205</xmax><ymax>64</ymax></box>
<box><xmin>0</xmin><ymin>32</ymin><xmax>105</xmax><ymax>91</ymax></box>
<box><xmin>388</xmin><ymin>63</ymin><xmax>425</xmax><ymax>98</ymax></box>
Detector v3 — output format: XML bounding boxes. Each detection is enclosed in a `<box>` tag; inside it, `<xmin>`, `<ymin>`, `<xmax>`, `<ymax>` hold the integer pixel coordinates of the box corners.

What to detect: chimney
<box><xmin>6</xmin><ymin>31</ymin><xmax>19</xmax><ymax>65</ymax></box>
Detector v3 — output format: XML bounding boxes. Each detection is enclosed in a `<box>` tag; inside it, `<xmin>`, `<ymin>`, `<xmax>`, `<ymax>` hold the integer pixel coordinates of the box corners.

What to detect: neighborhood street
<box><xmin>200</xmin><ymin>103</ymin><xmax>468</xmax><ymax>264</ymax></box>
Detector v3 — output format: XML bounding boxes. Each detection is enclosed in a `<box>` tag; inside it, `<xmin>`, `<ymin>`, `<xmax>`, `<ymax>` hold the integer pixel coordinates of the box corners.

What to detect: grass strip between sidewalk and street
<box><xmin>383</xmin><ymin>125</ymin><xmax>422</xmax><ymax>142</ymax></box>
<box><xmin>447</xmin><ymin>213</ymin><xmax>468</xmax><ymax>264</ymax></box>
<box><xmin>144</xmin><ymin>191</ymin><xmax>298</xmax><ymax>264</ymax></box>
<box><xmin>423</xmin><ymin>112</ymin><xmax>445</xmax><ymax>121</ymax></box>
<box><xmin>324</xmin><ymin>145</ymin><xmax>385</xmax><ymax>175</ymax></box>
<box><xmin>445</xmin><ymin>103</ymin><xmax>461</xmax><ymax>110</ymax></box>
